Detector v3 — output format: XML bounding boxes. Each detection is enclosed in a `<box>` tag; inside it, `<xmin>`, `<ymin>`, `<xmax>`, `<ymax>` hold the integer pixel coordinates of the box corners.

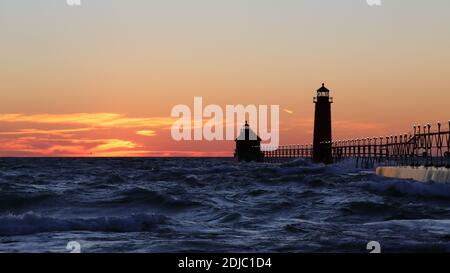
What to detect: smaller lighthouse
<box><xmin>313</xmin><ymin>83</ymin><xmax>333</xmax><ymax>164</ymax></box>
<box><xmin>234</xmin><ymin>121</ymin><xmax>264</xmax><ymax>162</ymax></box>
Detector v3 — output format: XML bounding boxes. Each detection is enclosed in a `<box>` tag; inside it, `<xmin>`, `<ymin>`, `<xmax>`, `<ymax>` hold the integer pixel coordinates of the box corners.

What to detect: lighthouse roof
<box><xmin>317</xmin><ymin>83</ymin><xmax>329</xmax><ymax>93</ymax></box>
<box><xmin>235</xmin><ymin>122</ymin><xmax>262</xmax><ymax>141</ymax></box>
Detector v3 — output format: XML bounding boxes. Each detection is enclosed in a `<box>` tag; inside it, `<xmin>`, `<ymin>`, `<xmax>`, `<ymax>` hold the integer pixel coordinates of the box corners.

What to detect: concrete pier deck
<box><xmin>376</xmin><ymin>166</ymin><xmax>450</xmax><ymax>183</ymax></box>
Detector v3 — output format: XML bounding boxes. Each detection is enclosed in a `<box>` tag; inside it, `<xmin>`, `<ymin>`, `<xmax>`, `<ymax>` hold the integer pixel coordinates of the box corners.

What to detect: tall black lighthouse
<box><xmin>313</xmin><ymin>83</ymin><xmax>333</xmax><ymax>164</ymax></box>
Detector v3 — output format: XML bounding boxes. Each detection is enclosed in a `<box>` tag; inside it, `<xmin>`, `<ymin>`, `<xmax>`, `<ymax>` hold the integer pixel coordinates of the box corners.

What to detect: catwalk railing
<box><xmin>262</xmin><ymin>121</ymin><xmax>450</xmax><ymax>168</ymax></box>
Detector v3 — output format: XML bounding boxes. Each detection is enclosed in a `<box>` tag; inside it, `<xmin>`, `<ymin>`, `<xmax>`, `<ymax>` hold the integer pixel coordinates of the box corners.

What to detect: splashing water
<box><xmin>0</xmin><ymin>158</ymin><xmax>449</xmax><ymax>253</ymax></box>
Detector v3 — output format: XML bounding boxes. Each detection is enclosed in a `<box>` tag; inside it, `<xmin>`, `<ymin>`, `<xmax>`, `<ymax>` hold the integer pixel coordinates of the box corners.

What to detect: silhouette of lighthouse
<box><xmin>313</xmin><ymin>83</ymin><xmax>333</xmax><ymax>164</ymax></box>
<box><xmin>234</xmin><ymin>121</ymin><xmax>264</xmax><ymax>162</ymax></box>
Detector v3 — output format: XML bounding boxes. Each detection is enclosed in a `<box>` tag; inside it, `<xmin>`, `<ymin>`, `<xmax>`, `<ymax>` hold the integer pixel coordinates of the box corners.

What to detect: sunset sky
<box><xmin>1</xmin><ymin>0</ymin><xmax>450</xmax><ymax>156</ymax></box>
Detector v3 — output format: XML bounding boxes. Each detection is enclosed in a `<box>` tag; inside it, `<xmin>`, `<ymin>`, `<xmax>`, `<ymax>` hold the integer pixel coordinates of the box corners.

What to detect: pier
<box><xmin>263</xmin><ymin>121</ymin><xmax>450</xmax><ymax>169</ymax></box>
<box><xmin>235</xmin><ymin>84</ymin><xmax>450</xmax><ymax>182</ymax></box>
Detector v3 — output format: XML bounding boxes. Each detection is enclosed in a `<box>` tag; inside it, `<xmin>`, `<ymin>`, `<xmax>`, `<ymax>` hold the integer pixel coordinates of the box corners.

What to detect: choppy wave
<box><xmin>0</xmin><ymin>157</ymin><xmax>449</xmax><ymax>252</ymax></box>
<box><xmin>0</xmin><ymin>192</ymin><xmax>59</xmax><ymax>208</ymax></box>
<box><xmin>113</xmin><ymin>187</ymin><xmax>201</xmax><ymax>208</ymax></box>
<box><xmin>0</xmin><ymin>212</ymin><xmax>168</xmax><ymax>236</ymax></box>
<box><xmin>364</xmin><ymin>179</ymin><xmax>450</xmax><ymax>199</ymax></box>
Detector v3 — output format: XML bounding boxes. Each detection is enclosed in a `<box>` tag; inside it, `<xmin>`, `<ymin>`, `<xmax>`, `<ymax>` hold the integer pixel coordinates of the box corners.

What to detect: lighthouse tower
<box><xmin>313</xmin><ymin>83</ymin><xmax>333</xmax><ymax>164</ymax></box>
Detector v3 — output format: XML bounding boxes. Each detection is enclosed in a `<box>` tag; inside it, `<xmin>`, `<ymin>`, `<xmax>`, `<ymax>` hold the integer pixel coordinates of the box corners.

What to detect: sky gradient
<box><xmin>1</xmin><ymin>0</ymin><xmax>450</xmax><ymax>156</ymax></box>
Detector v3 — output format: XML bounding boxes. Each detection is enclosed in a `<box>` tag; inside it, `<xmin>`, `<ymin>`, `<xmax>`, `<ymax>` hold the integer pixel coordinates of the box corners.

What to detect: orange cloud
<box><xmin>92</xmin><ymin>139</ymin><xmax>139</xmax><ymax>152</ymax></box>
<box><xmin>0</xmin><ymin>128</ymin><xmax>92</xmax><ymax>136</ymax></box>
<box><xmin>0</xmin><ymin>111</ymin><xmax>244</xmax><ymax>157</ymax></box>
<box><xmin>0</xmin><ymin>113</ymin><xmax>174</xmax><ymax>156</ymax></box>
<box><xmin>0</xmin><ymin>112</ymin><xmax>391</xmax><ymax>157</ymax></box>
<box><xmin>136</xmin><ymin>130</ymin><xmax>157</xmax><ymax>137</ymax></box>
<box><xmin>0</xmin><ymin>113</ymin><xmax>175</xmax><ymax>128</ymax></box>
